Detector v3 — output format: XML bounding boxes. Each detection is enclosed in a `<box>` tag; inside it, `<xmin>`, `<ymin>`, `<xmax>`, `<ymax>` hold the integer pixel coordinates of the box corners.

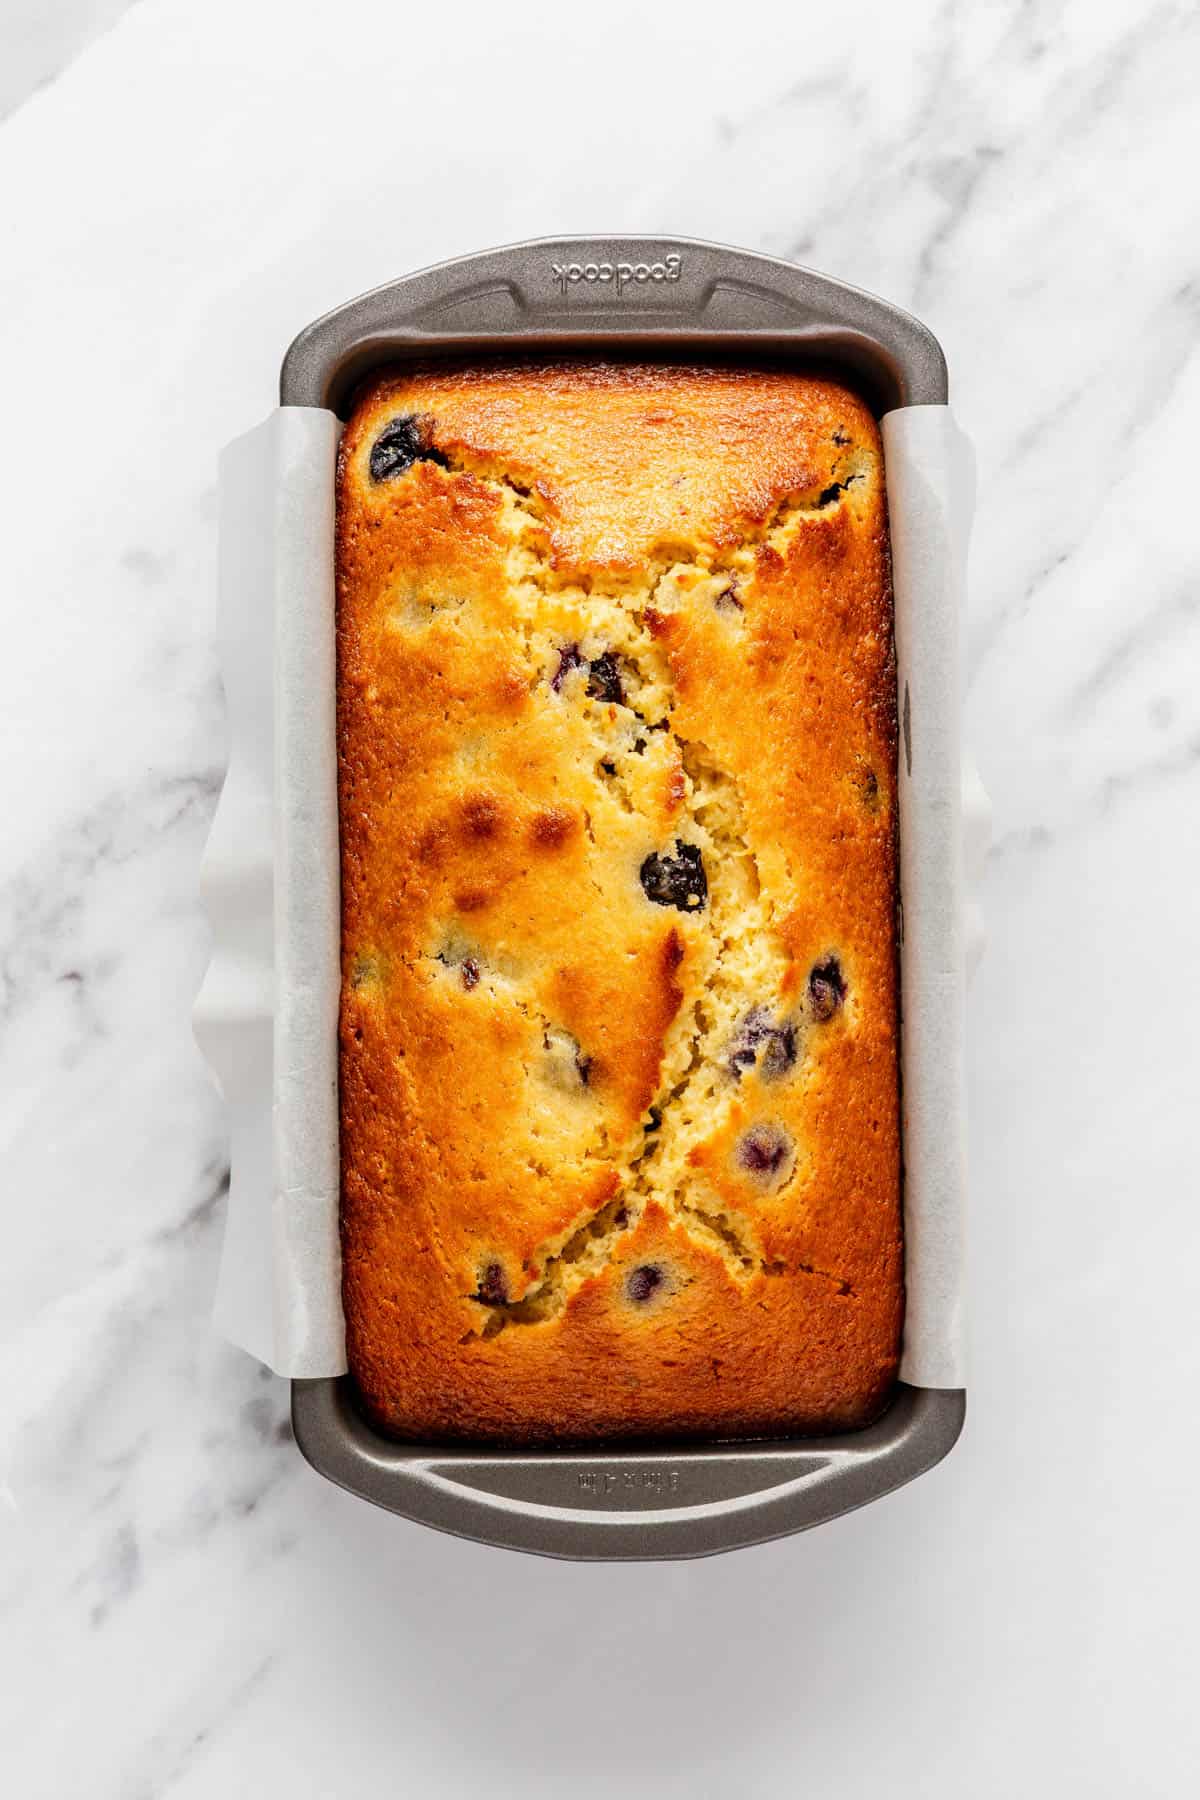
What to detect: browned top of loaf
<box><xmin>336</xmin><ymin>361</ymin><xmax>901</xmax><ymax>1444</ymax></box>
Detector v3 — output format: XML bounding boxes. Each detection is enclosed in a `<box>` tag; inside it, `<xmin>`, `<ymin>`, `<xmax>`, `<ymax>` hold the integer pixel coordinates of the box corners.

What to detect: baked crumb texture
<box><xmin>336</xmin><ymin>363</ymin><xmax>901</xmax><ymax>1445</ymax></box>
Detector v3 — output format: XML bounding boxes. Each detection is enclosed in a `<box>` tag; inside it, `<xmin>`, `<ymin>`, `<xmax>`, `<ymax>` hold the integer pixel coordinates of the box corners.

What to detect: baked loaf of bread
<box><xmin>336</xmin><ymin>362</ymin><xmax>901</xmax><ymax>1444</ymax></box>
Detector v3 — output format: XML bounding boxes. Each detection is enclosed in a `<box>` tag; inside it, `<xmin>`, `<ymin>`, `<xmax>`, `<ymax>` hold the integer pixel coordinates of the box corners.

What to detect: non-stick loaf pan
<box><xmin>282</xmin><ymin>235</ymin><xmax>967</xmax><ymax>1560</ymax></box>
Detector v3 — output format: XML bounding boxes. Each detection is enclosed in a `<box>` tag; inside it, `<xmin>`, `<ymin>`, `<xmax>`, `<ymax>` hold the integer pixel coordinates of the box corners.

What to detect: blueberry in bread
<box><xmin>336</xmin><ymin>361</ymin><xmax>901</xmax><ymax>1444</ymax></box>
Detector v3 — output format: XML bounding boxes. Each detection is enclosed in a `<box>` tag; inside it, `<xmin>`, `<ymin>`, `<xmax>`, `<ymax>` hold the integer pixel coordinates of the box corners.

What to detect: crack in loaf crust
<box><xmin>336</xmin><ymin>361</ymin><xmax>901</xmax><ymax>1445</ymax></box>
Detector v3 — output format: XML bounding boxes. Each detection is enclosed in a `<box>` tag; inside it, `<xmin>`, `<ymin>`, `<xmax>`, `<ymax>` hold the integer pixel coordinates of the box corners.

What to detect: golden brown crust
<box><xmin>336</xmin><ymin>361</ymin><xmax>901</xmax><ymax>1444</ymax></box>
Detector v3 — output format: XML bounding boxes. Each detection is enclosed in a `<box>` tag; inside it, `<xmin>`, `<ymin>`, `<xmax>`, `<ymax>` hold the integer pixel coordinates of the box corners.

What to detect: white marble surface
<box><xmin>0</xmin><ymin>0</ymin><xmax>141</xmax><ymax>119</ymax></box>
<box><xmin>1</xmin><ymin>0</ymin><xmax>1198</xmax><ymax>1793</ymax></box>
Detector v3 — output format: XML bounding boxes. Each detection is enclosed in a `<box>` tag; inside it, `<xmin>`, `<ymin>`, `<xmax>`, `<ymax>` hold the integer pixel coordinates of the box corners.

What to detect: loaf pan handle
<box><xmin>292</xmin><ymin>1378</ymin><xmax>964</xmax><ymax>1562</ymax></box>
<box><xmin>281</xmin><ymin>234</ymin><xmax>947</xmax><ymax>414</ymax></box>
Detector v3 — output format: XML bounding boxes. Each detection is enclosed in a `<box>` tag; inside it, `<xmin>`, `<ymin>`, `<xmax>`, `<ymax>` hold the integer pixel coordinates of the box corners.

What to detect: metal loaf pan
<box><xmin>283</xmin><ymin>235</ymin><xmax>965</xmax><ymax>1561</ymax></box>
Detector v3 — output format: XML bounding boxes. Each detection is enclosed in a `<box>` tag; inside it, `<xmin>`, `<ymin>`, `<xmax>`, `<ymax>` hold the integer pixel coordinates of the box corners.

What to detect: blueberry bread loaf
<box><xmin>336</xmin><ymin>362</ymin><xmax>901</xmax><ymax>1444</ymax></box>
